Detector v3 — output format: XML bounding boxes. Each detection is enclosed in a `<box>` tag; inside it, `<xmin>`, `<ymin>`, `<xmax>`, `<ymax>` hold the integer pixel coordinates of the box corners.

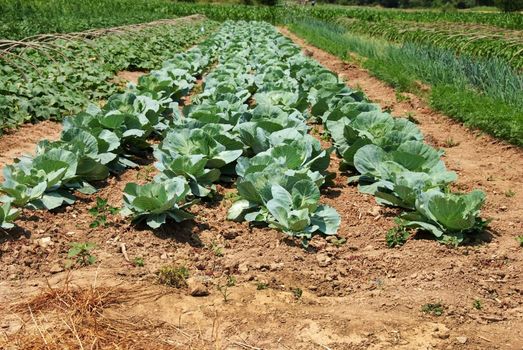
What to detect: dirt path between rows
<box><xmin>0</xmin><ymin>27</ymin><xmax>522</xmax><ymax>350</ymax></box>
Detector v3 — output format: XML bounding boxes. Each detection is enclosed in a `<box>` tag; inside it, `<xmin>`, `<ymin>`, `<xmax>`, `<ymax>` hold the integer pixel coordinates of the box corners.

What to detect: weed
<box><xmin>209</xmin><ymin>240</ymin><xmax>224</xmax><ymax>257</ymax></box>
<box><xmin>135</xmin><ymin>165</ymin><xmax>155</xmax><ymax>181</ymax></box>
<box><xmin>406</xmin><ymin>112</ymin><xmax>419</xmax><ymax>124</ymax></box>
<box><xmin>320</xmin><ymin>132</ymin><xmax>330</xmax><ymax>142</ymax></box>
<box><xmin>292</xmin><ymin>287</ymin><xmax>303</xmax><ymax>299</ymax></box>
<box><xmin>395</xmin><ymin>91</ymin><xmax>410</xmax><ymax>102</ymax></box>
<box><xmin>330</xmin><ymin>237</ymin><xmax>347</xmax><ymax>247</ymax></box>
<box><xmin>157</xmin><ymin>266</ymin><xmax>189</xmax><ymax>288</ymax></box>
<box><xmin>224</xmin><ymin>191</ymin><xmax>240</xmax><ymax>203</ymax></box>
<box><xmin>443</xmin><ymin>137</ymin><xmax>459</xmax><ymax>148</ymax></box>
<box><xmin>473</xmin><ymin>299</ymin><xmax>482</xmax><ymax>310</ymax></box>
<box><xmin>256</xmin><ymin>282</ymin><xmax>268</xmax><ymax>290</ymax></box>
<box><xmin>516</xmin><ymin>235</ymin><xmax>523</xmax><ymax>247</ymax></box>
<box><xmin>504</xmin><ymin>189</ymin><xmax>516</xmax><ymax>198</ymax></box>
<box><xmin>441</xmin><ymin>235</ymin><xmax>461</xmax><ymax>247</ymax></box>
<box><xmin>226</xmin><ymin>275</ymin><xmax>236</xmax><ymax>287</ymax></box>
<box><xmin>133</xmin><ymin>257</ymin><xmax>144</xmax><ymax>267</ymax></box>
<box><xmin>421</xmin><ymin>303</ymin><xmax>444</xmax><ymax>316</ymax></box>
<box><xmin>217</xmin><ymin>283</ymin><xmax>231</xmax><ymax>302</ymax></box>
<box><xmin>66</xmin><ymin>242</ymin><xmax>96</xmax><ymax>268</ymax></box>
<box><xmin>88</xmin><ymin>197</ymin><xmax>119</xmax><ymax>228</ymax></box>
<box><xmin>386</xmin><ymin>225</ymin><xmax>409</xmax><ymax>248</ymax></box>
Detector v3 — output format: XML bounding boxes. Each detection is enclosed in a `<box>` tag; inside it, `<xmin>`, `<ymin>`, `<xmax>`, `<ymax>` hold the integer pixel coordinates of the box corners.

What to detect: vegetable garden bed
<box><xmin>1</xmin><ymin>20</ymin><xmax>522</xmax><ymax>349</ymax></box>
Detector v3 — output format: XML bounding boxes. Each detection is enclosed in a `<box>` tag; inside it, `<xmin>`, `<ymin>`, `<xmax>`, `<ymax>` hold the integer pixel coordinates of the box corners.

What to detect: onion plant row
<box><xmin>336</xmin><ymin>18</ymin><xmax>523</xmax><ymax>70</ymax></box>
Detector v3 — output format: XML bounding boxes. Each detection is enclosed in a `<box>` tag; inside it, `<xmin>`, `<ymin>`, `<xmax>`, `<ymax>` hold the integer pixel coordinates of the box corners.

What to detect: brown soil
<box><xmin>0</xmin><ymin>120</ymin><xmax>62</xmax><ymax>170</ymax></box>
<box><xmin>1</xmin><ymin>28</ymin><xmax>523</xmax><ymax>350</ymax></box>
<box><xmin>115</xmin><ymin>70</ymin><xmax>147</xmax><ymax>85</ymax></box>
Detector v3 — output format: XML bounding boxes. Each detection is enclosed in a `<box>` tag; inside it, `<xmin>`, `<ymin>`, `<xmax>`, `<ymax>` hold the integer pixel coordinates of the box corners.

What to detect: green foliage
<box><xmin>0</xmin><ymin>202</ymin><xmax>20</xmax><ymax>230</ymax></box>
<box><xmin>473</xmin><ymin>299</ymin><xmax>482</xmax><ymax>310</ymax></box>
<box><xmin>133</xmin><ymin>257</ymin><xmax>145</xmax><ymax>267</ymax></box>
<box><xmin>67</xmin><ymin>242</ymin><xmax>97</xmax><ymax>267</ymax></box>
<box><xmin>516</xmin><ymin>235</ymin><xmax>523</xmax><ymax>247</ymax></box>
<box><xmin>121</xmin><ymin>178</ymin><xmax>195</xmax><ymax>229</ymax></box>
<box><xmin>291</xmin><ymin>287</ymin><xmax>303</xmax><ymax>299</ymax></box>
<box><xmin>256</xmin><ymin>282</ymin><xmax>269</xmax><ymax>290</ymax></box>
<box><xmin>88</xmin><ymin>197</ymin><xmax>119</xmax><ymax>228</ymax></box>
<box><xmin>386</xmin><ymin>224</ymin><xmax>410</xmax><ymax>247</ymax></box>
<box><xmin>421</xmin><ymin>303</ymin><xmax>444</xmax><ymax>316</ymax></box>
<box><xmin>0</xmin><ymin>20</ymin><xmax>216</xmax><ymax>132</ymax></box>
<box><xmin>157</xmin><ymin>265</ymin><xmax>189</xmax><ymax>288</ymax></box>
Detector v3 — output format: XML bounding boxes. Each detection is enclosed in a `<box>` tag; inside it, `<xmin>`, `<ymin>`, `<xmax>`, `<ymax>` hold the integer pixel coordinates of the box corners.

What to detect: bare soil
<box><xmin>0</xmin><ymin>28</ymin><xmax>522</xmax><ymax>350</ymax></box>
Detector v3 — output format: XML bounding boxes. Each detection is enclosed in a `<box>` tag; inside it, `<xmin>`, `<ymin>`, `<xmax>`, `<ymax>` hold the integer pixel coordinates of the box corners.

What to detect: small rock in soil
<box><xmin>316</xmin><ymin>254</ymin><xmax>331</xmax><ymax>267</ymax></box>
<box><xmin>37</xmin><ymin>237</ymin><xmax>53</xmax><ymax>249</ymax></box>
<box><xmin>238</xmin><ymin>263</ymin><xmax>249</xmax><ymax>273</ymax></box>
<box><xmin>456</xmin><ymin>336</ymin><xmax>468</xmax><ymax>344</ymax></box>
<box><xmin>269</xmin><ymin>263</ymin><xmax>284</xmax><ymax>271</ymax></box>
<box><xmin>187</xmin><ymin>278</ymin><xmax>209</xmax><ymax>297</ymax></box>
<box><xmin>49</xmin><ymin>263</ymin><xmax>64</xmax><ymax>274</ymax></box>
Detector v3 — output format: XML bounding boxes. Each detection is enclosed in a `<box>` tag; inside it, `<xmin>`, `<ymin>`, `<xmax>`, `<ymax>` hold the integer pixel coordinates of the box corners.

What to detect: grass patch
<box><xmin>288</xmin><ymin>20</ymin><xmax>523</xmax><ymax>148</ymax></box>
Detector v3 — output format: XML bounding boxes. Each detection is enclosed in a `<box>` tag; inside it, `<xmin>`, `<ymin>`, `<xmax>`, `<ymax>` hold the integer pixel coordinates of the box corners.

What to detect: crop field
<box><xmin>0</xmin><ymin>4</ymin><xmax>522</xmax><ymax>350</ymax></box>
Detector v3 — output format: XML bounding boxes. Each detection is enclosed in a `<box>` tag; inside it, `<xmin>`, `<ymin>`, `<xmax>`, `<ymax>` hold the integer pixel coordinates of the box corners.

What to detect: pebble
<box><xmin>187</xmin><ymin>277</ymin><xmax>209</xmax><ymax>297</ymax></box>
<box><xmin>269</xmin><ymin>262</ymin><xmax>284</xmax><ymax>271</ymax></box>
<box><xmin>316</xmin><ymin>254</ymin><xmax>331</xmax><ymax>267</ymax></box>
<box><xmin>49</xmin><ymin>263</ymin><xmax>64</xmax><ymax>274</ymax></box>
<box><xmin>456</xmin><ymin>336</ymin><xmax>468</xmax><ymax>344</ymax></box>
<box><xmin>238</xmin><ymin>263</ymin><xmax>249</xmax><ymax>274</ymax></box>
<box><xmin>37</xmin><ymin>237</ymin><xmax>53</xmax><ymax>249</ymax></box>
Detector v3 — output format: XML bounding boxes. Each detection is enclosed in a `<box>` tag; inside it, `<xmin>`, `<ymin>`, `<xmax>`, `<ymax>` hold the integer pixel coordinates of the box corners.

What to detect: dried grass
<box><xmin>1</xmin><ymin>275</ymin><xmax>211</xmax><ymax>350</ymax></box>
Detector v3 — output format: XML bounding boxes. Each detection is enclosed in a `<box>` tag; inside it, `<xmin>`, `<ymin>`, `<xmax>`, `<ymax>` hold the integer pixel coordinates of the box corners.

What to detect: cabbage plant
<box><xmin>0</xmin><ymin>202</ymin><xmax>19</xmax><ymax>230</ymax></box>
<box><xmin>121</xmin><ymin>178</ymin><xmax>194</xmax><ymax>229</ymax></box>
<box><xmin>400</xmin><ymin>189</ymin><xmax>487</xmax><ymax>244</ymax></box>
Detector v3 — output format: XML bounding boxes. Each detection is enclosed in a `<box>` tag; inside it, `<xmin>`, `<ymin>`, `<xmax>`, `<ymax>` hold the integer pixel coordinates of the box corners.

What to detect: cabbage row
<box><xmin>0</xmin><ymin>28</ymin><xmax>224</xmax><ymax>229</ymax></box>
<box><xmin>124</xmin><ymin>22</ymin><xmax>341</xmax><ymax>245</ymax></box>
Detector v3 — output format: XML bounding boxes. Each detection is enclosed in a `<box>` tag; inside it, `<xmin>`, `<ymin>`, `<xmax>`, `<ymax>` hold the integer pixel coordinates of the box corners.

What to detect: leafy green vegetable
<box><xmin>0</xmin><ymin>202</ymin><xmax>20</xmax><ymax>230</ymax></box>
<box><xmin>400</xmin><ymin>189</ymin><xmax>487</xmax><ymax>243</ymax></box>
<box><xmin>121</xmin><ymin>177</ymin><xmax>195</xmax><ymax>229</ymax></box>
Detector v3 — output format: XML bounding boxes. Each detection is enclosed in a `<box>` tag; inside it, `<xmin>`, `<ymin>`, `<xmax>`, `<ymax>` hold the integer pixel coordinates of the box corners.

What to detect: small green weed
<box><xmin>516</xmin><ymin>235</ymin><xmax>523</xmax><ymax>247</ymax></box>
<box><xmin>88</xmin><ymin>197</ymin><xmax>119</xmax><ymax>228</ymax></box>
<box><xmin>386</xmin><ymin>224</ymin><xmax>410</xmax><ymax>248</ymax></box>
<box><xmin>421</xmin><ymin>303</ymin><xmax>444</xmax><ymax>316</ymax></box>
<box><xmin>224</xmin><ymin>191</ymin><xmax>240</xmax><ymax>203</ymax></box>
<box><xmin>473</xmin><ymin>299</ymin><xmax>482</xmax><ymax>310</ymax></box>
<box><xmin>157</xmin><ymin>265</ymin><xmax>189</xmax><ymax>288</ymax></box>
<box><xmin>291</xmin><ymin>287</ymin><xmax>303</xmax><ymax>299</ymax></box>
<box><xmin>209</xmin><ymin>240</ymin><xmax>224</xmax><ymax>257</ymax></box>
<box><xmin>66</xmin><ymin>242</ymin><xmax>96</xmax><ymax>268</ymax></box>
<box><xmin>256</xmin><ymin>282</ymin><xmax>268</xmax><ymax>290</ymax></box>
<box><xmin>135</xmin><ymin>165</ymin><xmax>155</xmax><ymax>181</ymax></box>
<box><xmin>504</xmin><ymin>189</ymin><xmax>516</xmax><ymax>198</ymax></box>
<box><xmin>226</xmin><ymin>275</ymin><xmax>236</xmax><ymax>287</ymax></box>
<box><xmin>443</xmin><ymin>137</ymin><xmax>459</xmax><ymax>148</ymax></box>
<box><xmin>133</xmin><ymin>257</ymin><xmax>144</xmax><ymax>267</ymax></box>
<box><xmin>395</xmin><ymin>91</ymin><xmax>410</xmax><ymax>102</ymax></box>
